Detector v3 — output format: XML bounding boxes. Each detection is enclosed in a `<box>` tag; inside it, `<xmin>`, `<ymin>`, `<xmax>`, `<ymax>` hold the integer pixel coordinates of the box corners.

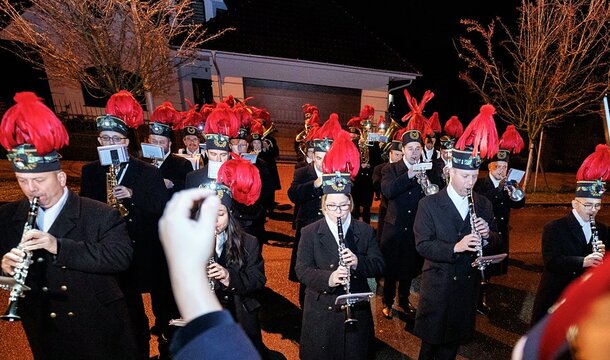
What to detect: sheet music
<box><xmin>507</xmin><ymin>168</ymin><xmax>525</xmax><ymax>183</ymax></box>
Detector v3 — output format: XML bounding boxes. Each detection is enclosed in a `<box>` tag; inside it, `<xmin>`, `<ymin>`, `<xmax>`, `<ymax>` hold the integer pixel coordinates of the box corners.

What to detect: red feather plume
<box><xmin>151</xmin><ymin>101</ymin><xmax>182</xmax><ymax>129</ymax></box>
<box><xmin>359</xmin><ymin>105</ymin><xmax>375</xmax><ymax>120</ymax></box>
<box><xmin>250</xmin><ymin>119</ymin><xmax>264</xmax><ymax>137</ymax></box>
<box><xmin>576</xmin><ymin>144</ymin><xmax>610</xmax><ymax>181</ymax></box>
<box><xmin>0</xmin><ymin>92</ymin><xmax>69</xmax><ymax>154</ymax></box>
<box><xmin>217</xmin><ymin>158</ymin><xmax>262</xmax><ymax>206</ymax></box>
<box><xmin>233</xmin><ymin>101</ymin><xmax>254</xmax><ymax>130</ymax></box>
<box><xmin>253</xmin><ymin>107</ymin><xmax>272</xmax><ymax>128</ymax></box>
<box><xmin>455</xmin><ymin>104</ymin><xmax>499</xmax><ymax>159</ymax></box>
<box><xmin>105</xmin><ymin>90</ymin><xmax>144</xmax><ymax>129</ymax></box>
<box><xmin>322</xmin><ymin>133</ymin><xmax>360</xmax><ymax>179</ymax></box>
<box><xmin>180</xmin><ymin>100</ymin><xmax>204</xmax><ymax>129</ymax></box>
<box><xmin>377</xmin><ymin>115</ymin><xmax>386</xmax><ymax>127</ymax></box>
<box><xmin>401</xmin><ymin>89</ymin><xmax>434</xmax><ymax>124</ymax></box>
<box><xmin>427</xmin><ymin>112</ymin><xmax>442</xmax><ymax>133</ymax></box>
<box><xmin>203</xmin><ymin>103</ymin><xmax>240</xmax><ymax>138</ymax></box>
<box><xmin>346</xmin><ymin>116</ymin><xmax>361</xmax><ymax>128</ymax></box>
<box><xmin>316</xmin><ymin>113</ymin><xmax>343</xmax><ymax>140</ymax></box>
<box><xmin>443</xmin><ymin>116</ymin><xmax>464</xmax><ymax>138</ymax></box>
<box><xmin>499</xmin><ymin>125</ymin><xmax>525</xmax><ymax>154</ymax></box>
<box><xmin>304</xmin><ymin>124</ymin><xmax>320</xmax><ymax>142</ymax></box>
<box><xmin>199</xmin><ymin>103</ymin><xmax>216</xmax><ymax>122</ymax></box>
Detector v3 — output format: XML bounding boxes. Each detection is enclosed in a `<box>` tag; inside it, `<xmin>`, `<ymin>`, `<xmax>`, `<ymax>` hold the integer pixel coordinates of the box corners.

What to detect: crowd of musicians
<box><xmin>0</xmin><ymin>88</ymin><xmax>608</xmax><ymax>360</ymax></box>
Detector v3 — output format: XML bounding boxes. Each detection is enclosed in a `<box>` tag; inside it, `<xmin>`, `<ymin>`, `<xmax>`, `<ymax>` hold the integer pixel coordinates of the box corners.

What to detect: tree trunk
<box><xmin>523</xmin><ymin>141</ymin><xmax>536</xmax><ymax>192</ymax></box>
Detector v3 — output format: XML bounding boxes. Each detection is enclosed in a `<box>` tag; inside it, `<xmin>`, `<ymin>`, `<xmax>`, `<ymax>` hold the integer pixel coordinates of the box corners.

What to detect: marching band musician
<box><xmin>0</xmin><ymin>92</ymin><xmax>138</xmax><ymax>359</ymax></box>
<box><xmin>147</xmin><ymin>101</ymin><xmax>194</xmax><ymax>196</ymax></box>
<box><xmin>372</xmin><ymin>140</ymin><xmax>403</xmax><ymax>244</ymax></box>
<box><xmin>473</xmin><ymin>125</ymin><xmax>526</xmax><ymax>315</ymax></box>
<box><xmin>421</xmin><ymin>112</ymin><xmax>442</xmax><ymax>163</ymax></box>
<box><xmin>429</xmin><ymin>116</ymin><xmax>464</xmax><ymax>190</ymax></box>
<box><xmin>288</xmin><ymin>114</ymin><xmax>341</xmax><ymax>307</ymax></box>
<box><xmin>79</xmin><ymin>90</ymin><xmax>170</xmax><ymax>359</ymax></box>
<box><xmin>201</xmin><ymin>158</ymin><xmax>271</xmax><ymax>358</ymax></box>
<box><xmin>531</xmin><ymin>144</ymin><xmax>609</xmax><ymax>325</ymax></box>
<box><xmin>177</xmin><ymin>101</ymin><xmax>206</xmax><ymax>170</ymax></box>
<box><xmin>379</xmin><ymin>129</ymin><xmax>426</xmax><ymax>319</ymax></box>
<box><xmin>295</xmin><ymin>130</ymin><xmax>384</xmax><ymax>360</ymax></box>
<box><xmin>413</xmin><ymin>104</ymin><xmax>501</xmax><ymax>360</ymax></box>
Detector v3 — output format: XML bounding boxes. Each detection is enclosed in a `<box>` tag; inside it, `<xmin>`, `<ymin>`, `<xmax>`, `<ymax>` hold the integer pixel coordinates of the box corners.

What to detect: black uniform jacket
<box><xmin>380</xmin><ymin>159</ymin><xmax>425</xmax><ymax>278</ymax></box>
<box><xmin>158</xmin><ymin>153</ymin><xmax>194</xmax><ymax>196</ymax></box>
<box><xmin>413</xmin><ymin>188</ymin><xmax>500</xmax><ymax>344</ymax></box>
<box><xmin>0</xmin><ymin>192</ymin><xmax>137</xmax><ymax>360</ymax></box>
<box><xmin>531</xmin><ymin>212</ymin><xmax>608</xmax><ymax>324</ymax></box>
<box><xmin>295</xmin><ymin>217</ymin><xmax>385</xmax><ymax>360</ymax></box>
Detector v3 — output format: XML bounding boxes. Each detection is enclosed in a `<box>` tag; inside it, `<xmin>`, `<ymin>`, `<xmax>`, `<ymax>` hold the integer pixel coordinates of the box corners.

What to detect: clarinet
<box><xmin>590</xmin><ymin>215</ymin><xmax>600</xmax><ymax>253</ymax></box>
<box><xmin>467</xmin><ymin>189</ymin><xmax>486</xmax><ymax>279</ymax></box>
<box><xmin>207</xmin><ymin>257</ymin><xmax>216</xmax><ymax>290</ymax></box>
<box><xmin>1</xmin><ymin>197</ymin><xmax>40</xmax><ymax>321</ymax></box>
<box><xmin>337</xmin><ymin>217</ymin><xmax>357</xmax><ymax>325</ymax></box>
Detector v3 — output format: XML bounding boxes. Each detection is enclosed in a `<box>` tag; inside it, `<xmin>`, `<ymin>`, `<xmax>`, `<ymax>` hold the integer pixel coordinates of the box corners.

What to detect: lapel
<box><xmin>317</xmin><ymin>221</ymin><xmax>340</xmax><ymax>259</ymax></box>
<box><xmin>437</xmin><ymin>188</ymin><xmax>466</xmax><ymax>234</ymax></box>
<box><xmin>121</xmin><ymin>157</ymin><xmax>142</xmax><ymax>187</ymax></box>
<box><xmin>347</xmin><ymin>220</ymin><xmax>362</xmax><ymax>249</ymax></box>
<box><xmin>393</xmin><ymin>159</ymin><xmax>407</xmax><ymax>176</ymax></box>
<box><xmin>306</xmin><ymin>164</ymin><xmax>318</xmax><ymax>181</ymax></box>
<box><xmin>10</xmin><ymin>198</ymin><xmax>31</xmax><ymax>234</ymax></box>
<box><xmin>47</xmin><ymin>191</ymin><xmax>79</xmax><ymax>238</ymax></box>
<box><xmin>567</xmin><ymin>212</ymin><xmax>587</xmax><ymax>245</ymax></box>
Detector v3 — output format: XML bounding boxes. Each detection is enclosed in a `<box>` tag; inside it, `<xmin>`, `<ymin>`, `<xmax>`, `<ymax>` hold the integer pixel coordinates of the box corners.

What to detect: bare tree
<box><xmin>457</xmin><ymin>0</ymin><xmax>610</xmax><ymax>190</ymax></box>
<box><xmin>0</xmin><ymin>0</ymin><xmax>233</xmax><ymax>99</ymax></box>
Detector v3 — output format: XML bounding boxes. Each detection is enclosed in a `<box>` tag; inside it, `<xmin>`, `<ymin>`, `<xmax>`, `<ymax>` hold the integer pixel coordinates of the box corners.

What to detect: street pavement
<box><xmin>1</xmin><ymin>162</ymin><xmax>609</xmax><ymax>359</ymax></box>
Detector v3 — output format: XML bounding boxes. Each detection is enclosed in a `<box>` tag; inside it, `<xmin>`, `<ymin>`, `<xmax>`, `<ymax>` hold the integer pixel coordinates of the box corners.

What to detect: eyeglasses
<box><xmin>99</xmin><ymin>135</ymin><xmax>127</xmax><ymax>143</ymax></box>
<box><xmin>325</xmin><ymin>203</ymin><xmax>350</xmax><ymax>212</ymax></box>
<box><xmin>575</xmin><ymin>199</ymin><xmax>602</xmax><ymax>210</ymax></box>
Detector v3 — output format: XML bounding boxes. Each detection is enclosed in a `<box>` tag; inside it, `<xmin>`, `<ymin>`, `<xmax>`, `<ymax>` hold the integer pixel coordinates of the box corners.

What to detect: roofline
<box><xmin>196</xmin><ymin>49</ymin><xmax>421</xmax><ymax>82</ymax></box>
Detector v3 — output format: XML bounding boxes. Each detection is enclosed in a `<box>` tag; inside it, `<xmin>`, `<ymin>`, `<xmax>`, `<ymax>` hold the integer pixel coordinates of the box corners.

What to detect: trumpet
<box><xmin>503</xmin><ymin>179</ymin><xmax>525</xmax><ymax>202</ymax></box>
<box><xmin>415</xmin><ymin>169</ymin><xmax>439</xmax><ymax>196</ymax></box>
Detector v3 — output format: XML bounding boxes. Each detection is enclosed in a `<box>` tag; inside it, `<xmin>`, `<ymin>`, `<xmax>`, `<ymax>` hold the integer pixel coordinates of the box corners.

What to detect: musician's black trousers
<box><xmin>418</xmin><ymin>340</ymin><xmax>459</xmax><ymax>360</ymax></box>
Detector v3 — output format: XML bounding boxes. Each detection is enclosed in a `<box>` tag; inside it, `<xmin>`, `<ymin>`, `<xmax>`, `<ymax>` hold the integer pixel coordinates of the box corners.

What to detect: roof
<box><xmin>202</xmin><ymin>0</ymin><xmax>419</xmax><ymax>76</ymax></box>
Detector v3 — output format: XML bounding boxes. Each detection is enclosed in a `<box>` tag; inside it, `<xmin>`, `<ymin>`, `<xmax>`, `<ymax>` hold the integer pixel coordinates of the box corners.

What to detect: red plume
<box><xmin>233</xmin><ymin>101</ymin><xmax>254</xmax><ymax>130</ymax></box>
<box><xmin>316</xmin><ymin>113</ymin><xmax>343</xmax><ymax>140</ymax></box>
<box><xmin>346</xmin><ymin>116</ymin><xmax>361</xmax><ymax>128</ymax></box>
<box><xmin>217</xmin><ymin>158</ymin><xmax>262</xmax><ymax>206</ymax></box>
<box><xmin>455</xmin><ymin>104</ymin><xmax>499</xmax><ymax>159</ymax></box>
<box><xmin>105</xmin><ymin>90</ymin><xmax>144</xmax><ymax>129</ymax></box>
<box><xmin>576</xmin><ymin>144</ymin><xmax>610</xmax><ymax>181</ymax></box>
<box><xmin>253</xmin><ymin>107</ymin><xmax>271</xmax><ymax>128</ymax></box>
<box><xmin>0</xmin><ymin>92</ymin><xmax>69</xmax><ymax>154</ymax></box>
<box><xmin>377</xmin><ymin>115</ymin><xmax>386</xmax><ymax>127</ymax></box>
<box><xmin>428</xmin><ymin>112</ymin><xmax>442</xmax><ymax>133</ymax></box>
<box><xmin>151</xmin><ymin>101</ymin><xmax>182</xmax><ymax>129</ymax></box>
<box><xmin>394</xmin><ymin>127</ymin><xmax>408</xmax><ymax>141</ymax></box>
<box><xmin>499</xmin><ymin>125</ymin><xmax>525</xmax><ymax>154</ymax></box>
<box><xmin>304</xmin><ymin>124</ymin><xmax>320</xmax><ymax>142</ymax></box>
<box><xmin>180</xmin><ymin>100</ymin><xmax>204</xmax><ymax>129</ymax></box>
<box><xmin>199</xmin><ymin>103</ymin><xmax>216</xmax><ymax>122</ymax></box>
<box><xmin>203</xmin><ymin>103</ymin><xmax>240</xmax><ymax>138</ymax></box>
<box><xmin>401</xmin><ymin>89</ymin><xmax>434</xmax><ymax>124</ymax></box>
<box><xmin>223</xmin><ymin>95</ymin><xmax>236</xmax><ymax>108</ymax></box>
<box><xmin>322</xmin><ymin>133</ymin><xmax>360</xmax><ymax>179</ymax></box>
<box><xmin>359</xmin><ymin>105</ymin><xmax>375</xmax><ymax>120</ymax></box>
<box><xmin>250</xmin><ymin>119</ymin><xmax>264</xmax><ymax>137</ymax></box>
<box><xmin>444</xmin><ymin>116</ymin><xmax>464</xmax><ymax>138</ymax></box>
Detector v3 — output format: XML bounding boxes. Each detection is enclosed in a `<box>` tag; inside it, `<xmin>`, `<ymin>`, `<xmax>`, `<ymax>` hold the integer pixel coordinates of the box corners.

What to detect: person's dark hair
<box><xmin>224</xmin><ymin>209</ymin><xmax>247</xmax><ymax>268</ymax></box>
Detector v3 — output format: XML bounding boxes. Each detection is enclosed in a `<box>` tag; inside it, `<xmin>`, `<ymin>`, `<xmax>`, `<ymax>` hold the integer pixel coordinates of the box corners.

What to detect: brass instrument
<box><xmin>261</xmin><ymin>123</ymin><xmax>276</xmax><ymax>150</ymax></box>
<box><xmin>107</xmin><ymin>163</ymin><xmax>129</xmax><ymax>217</ymax></box>
<box><xmin>380</xmin><ymin>118</ymin><xmax>403</xmax><ymax>152</ymax></box>
<box><xmin>337</xmin><ymin>217</ymin><xmax>357</xmax><ymax>325</ymax></box>
<box><xmin>295</xmin><ymin>125</ymin><xmax>310</xmax><ymax>158</ymax></box>
<box><xmin>357</xmin><ymin>126</ymin><xmax>370</xmax><ymax>166</ymax></box>
<box><xmin>503</xmin><ymin>179</ymin><xmax>525</xmax><ymax>202</ymax></box>
<box><xmin>1</xmin><ymin>197</ymin><xmax>39</xmax><ymax>321</ymax></box>
<box><xmin>590</xmin><ymin>215</ymin><xmax>600</xmax><ymax>253</ymax></box>
<box><xmin>415</xmin><ymin>169</ymin><xmax>439</xmax><ymax>196</ymax></box>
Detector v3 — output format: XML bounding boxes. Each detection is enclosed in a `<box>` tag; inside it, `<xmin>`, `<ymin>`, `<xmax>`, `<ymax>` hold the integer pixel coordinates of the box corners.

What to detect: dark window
<box><xmin>192</xmin><ymin>78</ymin><xmax>213</xmax><ymax>105</ymax></box>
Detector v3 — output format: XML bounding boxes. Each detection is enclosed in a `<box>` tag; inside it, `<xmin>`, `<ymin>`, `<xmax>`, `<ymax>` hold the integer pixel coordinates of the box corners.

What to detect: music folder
<box><xmin>335</xmin><ymin>292</ymin><xmax>374</xmax><ymax>306</ymax></box>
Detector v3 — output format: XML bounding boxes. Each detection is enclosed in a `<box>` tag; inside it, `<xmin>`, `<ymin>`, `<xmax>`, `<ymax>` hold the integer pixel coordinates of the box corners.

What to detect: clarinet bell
<box><xmin>1</xmin><ymin>300</ymin><xmax>21</xmax><ymax>321</ymax></box>
<box><xmin>343</xmin><ymin>305</ymin><xmax>358</xmax><ymax>325</ymax></box>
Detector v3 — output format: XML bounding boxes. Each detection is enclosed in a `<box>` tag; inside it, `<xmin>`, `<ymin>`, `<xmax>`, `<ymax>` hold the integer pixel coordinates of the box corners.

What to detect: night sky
<box><xmin>341</xmin><ymin>0</ymin><xmax>520</xmax><ymax>124</ymax></box>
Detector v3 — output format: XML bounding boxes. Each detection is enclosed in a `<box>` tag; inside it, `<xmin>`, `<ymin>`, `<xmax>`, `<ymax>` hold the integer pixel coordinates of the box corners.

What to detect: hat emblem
<box><xmin>498</xmin><ymin>151</ymin><xmax>507</xmax><ymax>160</ymax></box>
<box><xmin>410</xmin><ymin>131</ymin><xmax>420</xmax><ymax>140</ymax></box>
<box><xmin>151</xmin><ymin>123</ymin><xmax>164</xmax><ymax>135</ymax></box>
<box><xmin>186</xmin><ymin>127</ymin><xmax>197</xmax><ymax>135</ymax></box>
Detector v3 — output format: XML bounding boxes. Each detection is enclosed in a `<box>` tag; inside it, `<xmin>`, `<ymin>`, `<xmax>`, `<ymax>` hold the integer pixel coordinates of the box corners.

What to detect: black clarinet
<box><xmin>337</xmin><ymin>217</ymin><xmax>357</xmax><ymax>325</ymax></box>
<box><xmin>467</xmin><ymin>189</ymin><xmax>486</xmax><ymax>279</ymax></box>
<box><xmin>2</xmin><ymin>197</ymin><xmax>40</xmax><ymax>321</ymax></box>
<box><xmin>590</xmin><ymin>215</ymin><xmax>600</xmax><ymax>253</ymax></box>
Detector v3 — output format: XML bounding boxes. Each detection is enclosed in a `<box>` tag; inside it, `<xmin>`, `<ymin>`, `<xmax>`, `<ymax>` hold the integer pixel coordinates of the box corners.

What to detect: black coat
<box><xmin>158</xmin><ymin>153</ymin><xmax>194</xmax><ymax>197</ymax></box>
<box><xmin>380</xmin><ymin>160</ymin><xmax>425</xmax><ymax>278</ymax></box>
<box><xmin>80</xmin><ymin>157</ymin><xmax>169</xmax><ymax>291</ymax></box>
<box><xmin>0</xmin><ymin>192</ymin><xmax>137</xmax><ymax>360</ymax></box>
<box><xmin>531</xmin><ymin>212</ymin><xmax>608</xmax><ymax>324</ymax></box>
<box><xmin>372</xmin><ymin>162</ymin><xmax>388</xmax><ymax>242</ymax></box>
<box><xmin>287</xmin><ymin>164</ymin><xmax>324</xmax><ymax>281</ymax></box>
<box><xmin>429</xmin><ymin>157</ymin><xmax>449</xmax><ymax>190</ymax></box>
<box><xmin>214</xmin><ymin>233</ymin><xmax>266</xmax><ymax>352</ymax></box>
<box><xmin>413</xmin><ymin>188</ymin><xmax>500</xmax><ymax>344</ymax></box>
<box><xmin>474</xmin><ymin>175</ymin><xmax>525</xmax><ymax>275</ymax></box>
<box><xmin>185</xmin><ymin>164</ymin><xmax>212</xmax><ymax>189</ymax></box>
<box><xmin>295</xmin><ymin>217</ymin><xmax>385</xmax><ymax>360</ymax></box>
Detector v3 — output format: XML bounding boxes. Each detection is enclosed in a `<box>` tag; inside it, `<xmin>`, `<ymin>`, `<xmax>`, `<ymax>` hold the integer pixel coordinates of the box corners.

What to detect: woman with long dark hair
<box><xmin>202</xmin><ymin>158</ymin><xmax>268</xmax><ymax>357</ymax></box>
